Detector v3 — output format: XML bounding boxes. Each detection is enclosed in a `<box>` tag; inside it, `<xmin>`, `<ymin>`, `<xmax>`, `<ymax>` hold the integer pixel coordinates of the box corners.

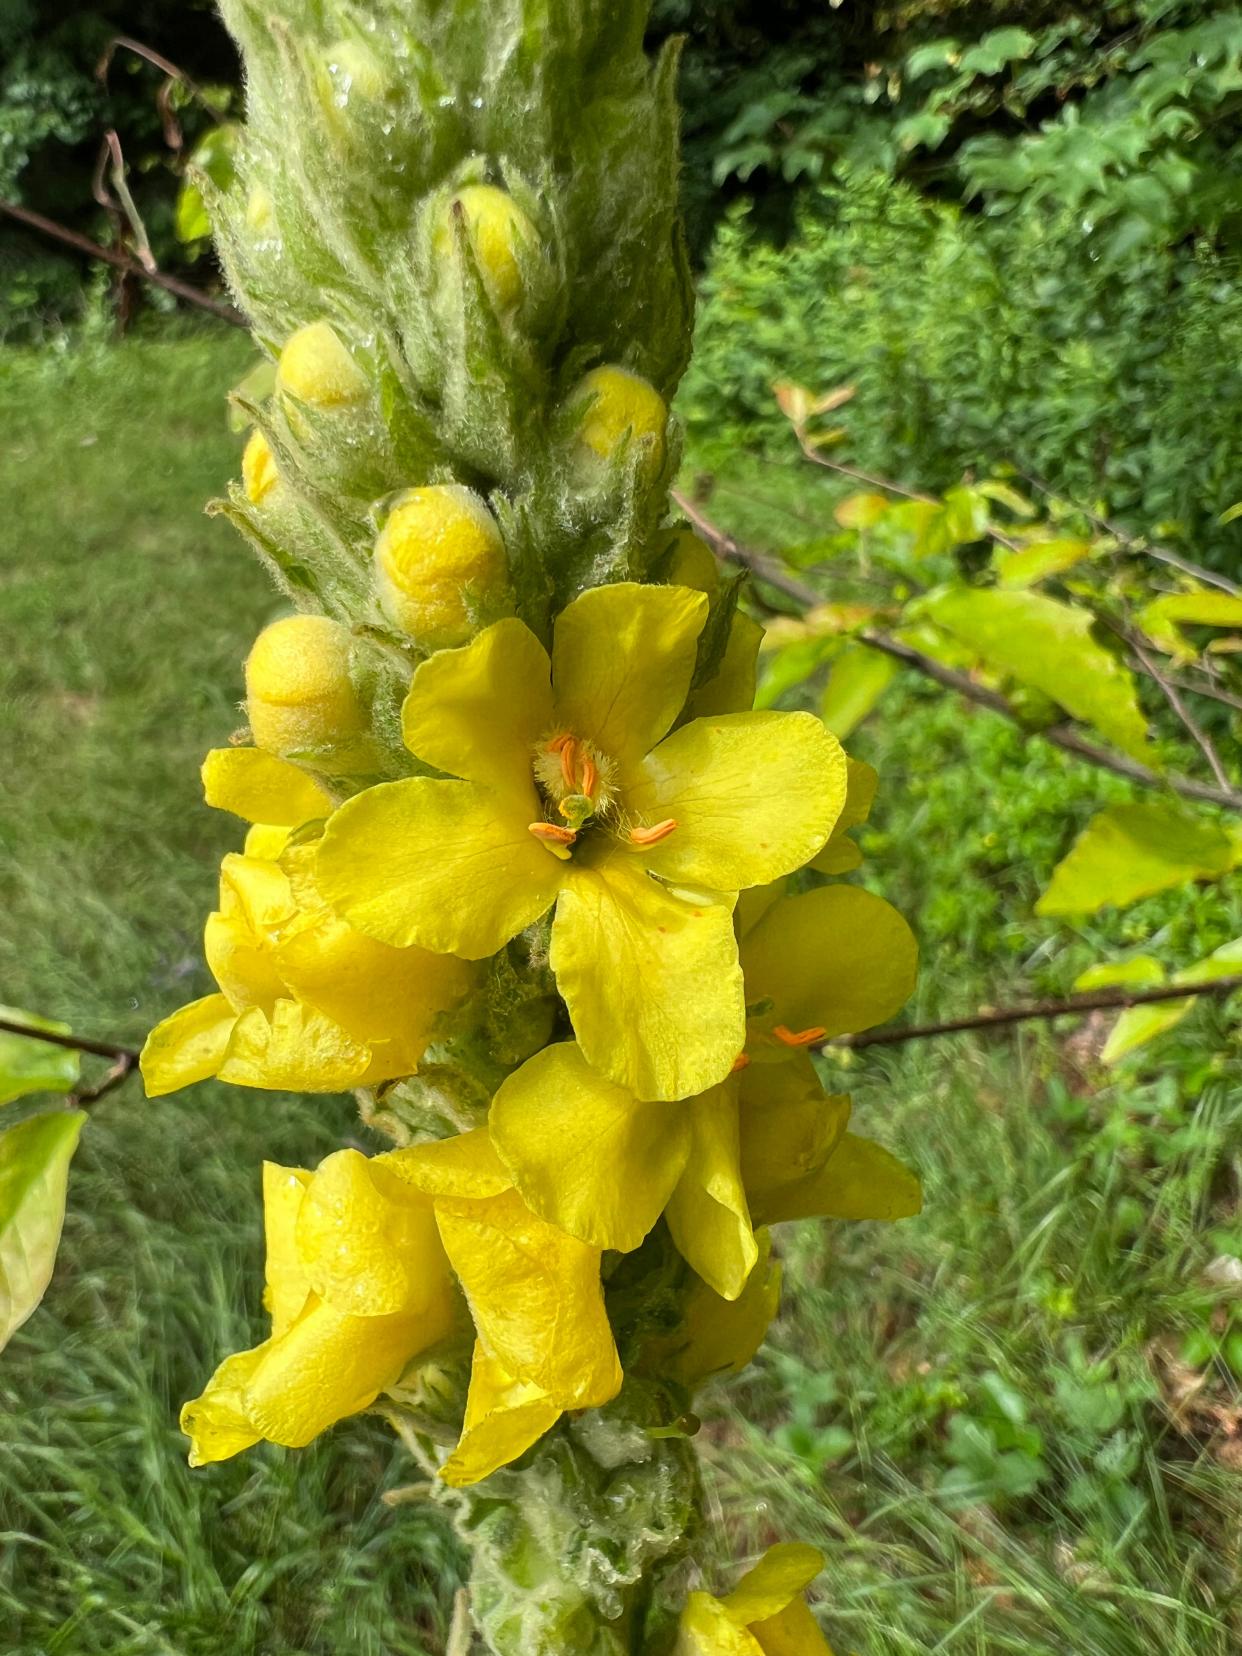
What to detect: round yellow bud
<box><xmin>374</xmin><ymin>485</ymin><xmax>508</xmax><ymax>649</ymax></box>
<box><xmin>245</xmin><ymin>615</ymin><xmax>367</xmax><ymax>757</ymax></box>
<box><xmin>277</xmin><ymin>321</ymin><xmax>368</xmax><ymax>410</ymax></box>
<box><xmin>574</xmin><ymin>366</ymin><xmax>668</xmax><ymax>472</ymax></box>
<box><xmin>316</xmin><ymin>39</ymin><xmax>391</xmax><ymax>136</ymax></box>
<box><xmin>245</xmin><ymin>184</ymin><xmax>276</xmax><ymax>234</ymax></box>
<box><xmin>436</xmin><ymin>184</ymin><xmax>537</xmax><ymax>311</ymax></box>
<box><xmin>242</xmin><ymin>430</ymin><xmax>280</xmax><ymax>506</ymax></box>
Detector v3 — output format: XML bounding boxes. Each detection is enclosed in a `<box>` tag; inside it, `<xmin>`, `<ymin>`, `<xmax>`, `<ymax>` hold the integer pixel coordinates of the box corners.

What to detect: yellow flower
<box><xmin>241</xmin><ymin>430</ymin><xmax>280</xmax><ymax>505</ymax></box>
<box><xmin>244</xmin><ymin>614</ymin><xmax>367</xmax><ymax>761</ymax></box>
<box><xmin>199</xmin><ymin>745</ymin><xmax>333</xmax><ymax>828</ymax></box>
<box><xmin>807</xmin><ymin>756</ymin><xmax>878</xmax><ymax>874</ymax></box>
<box><xmin>646</xmin><ymin>1228</ymin><xmax>782</xmax><ymax>1388</ymax></box>
<box><xmin>181</xmin><ymin>1153</ymin><xmax>457</xmax><ymax>1463</ymax></box>
<box><xmin>573</xmin><ymin>365</ymin><xmax>668</xmax><ymax>476</ymax></box>
<box><xmin>315</xmin><ymin>582</ymin><xmax>845</xmax><ymax>1100</ymax></box>
<box><xmin>373</xmin><ymin>485</ymin><xmax>511</xmax><ymax>649</ymax></box>
<box><xmin>277</xmin><ymin>320</ymin><xmax>368</xmax><ymax>409</ymax></box>
<box><xmin>675</xmin><ymin>1543</ymin><xmax>835</xmax><ymax>1656</ymax></box>
<box><xmin>141</xmin><ymin>756</ymin><xmax>474</xmax><ymax>1097</ymax></box>
<box><xmin>436</xmin><ymin>184</ymin><xmax>539</xmax><ymax>311</ymax></box>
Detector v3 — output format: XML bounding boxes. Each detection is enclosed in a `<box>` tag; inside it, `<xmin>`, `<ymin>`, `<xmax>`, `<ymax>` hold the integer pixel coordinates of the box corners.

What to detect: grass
<box><xmin>1</xmin><ymin>329</ymin><xmax>1240</xmax><ymax>1654</ymax></box>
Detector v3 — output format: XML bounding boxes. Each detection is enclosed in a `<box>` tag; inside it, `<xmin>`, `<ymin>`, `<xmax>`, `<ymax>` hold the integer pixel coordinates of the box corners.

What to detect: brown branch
<box><xmin>0</xmin><ymin>199</ymin><xmax>245</xmax><ymax>326</ymax></box>
<box><xmin>1125</xmin><ymin>631</ymin><xmax>1232</xmax><ymax>793</ymax></box>
<box><xmin>674</xmin><ymin>491</ymin><xmax>1242</xmax><ymax>815</ymax></box>
<box><xmin>829</xmin><ymin>974</ymin><xmax>1242</xmax><ymax>1051</ymax></box>
<box><xmin>70</xmin><ymin>1052</ymin><xmax>139</xmax><ymax>1108</ymax></box>
<box><xmin>0</xmin><ymin>1016</ymin><xmax>140</xmax><ymax>1064</ymax></box>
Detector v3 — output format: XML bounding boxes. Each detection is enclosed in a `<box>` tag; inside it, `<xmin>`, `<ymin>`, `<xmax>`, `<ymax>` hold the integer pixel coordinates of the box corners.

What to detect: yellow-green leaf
<box><xmin>819</xmin><ymin>644</ymin><xmax>897</xmax><ymax>738</ymax></box>
<box><xmin>923</xmin><ymin>587</ymin><xmax>1150</xmax><ymax>760</ymax></box>
<box><xmin>994</xmin><ymin>538</ymin><xmax>1092</xmax><ymax>589</ymax></box>
<box><xmin>1072</xmin><ymin>957</ymin><xmax>1165</xmax><ymax>992</ymax></box>
<box><xmin>0</xmin><ymin>1110</ymin><xmax>86</xmax><ymax>1352</ymax></box>
<box><xmin>834</xmin><ymin>492</ymin><xmax>889</xmax><ymax>530</ymax></box>
<box><xmin>1138</xmin><ymin>592</ymin><xmax>1242</xmax><ymax>662</ymax></box>
<box><xmin>1037</xmin><ymin>804</ymin><xmax>1238</xmax><ymax>917</ymax></box>
<box><xmin>1102</xmin><ymin>1001</ymin><xmax>1192</xmax><ymax>1065</ymax></box>
<box><xmin>0</xmin><ymin>1008</ymin><xmax>80</xmax><ymax>1107</ymax></box>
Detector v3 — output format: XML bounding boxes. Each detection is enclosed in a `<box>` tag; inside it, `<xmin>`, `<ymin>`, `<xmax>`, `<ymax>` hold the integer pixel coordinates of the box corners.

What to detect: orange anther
<box><xmin>773</xmin><ymin>1024</ymin><xmax>827</xmax><ymax>1048</ymax></box>
<box><xmin>628</xmin><ymin>818</ymin><xmax>679</xmax><ymax>847</ymax></box>
<box><xmin>560</xmin><ymin>737</ymin><xmax>579</xmax><ymax>788</ymax></box>
<box><xmin>580</xmin><ymin>755</ymin><xmax>597</xmax><ymax>799</ymax></box>
<box><xmin>528</xmin><ymin>821</ymin><xmax>577</xmax><ymax>846</ymax></box>
<box><xmin>730</xmin><ymin>1053</ymin><xmax>751</xmax><ymax>1074</ymax></box>
<box><xmin>546</xmin><ymin>732</ymin><xmax>573</xmax><ymax>753</ymax></box>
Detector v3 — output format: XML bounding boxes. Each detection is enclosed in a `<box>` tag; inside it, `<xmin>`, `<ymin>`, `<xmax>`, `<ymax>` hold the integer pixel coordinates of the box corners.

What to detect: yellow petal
<box><xmin>738</xmin><ymin>1060</ymin><xmax>851</xmax><ymax>1215</ymax></box>
<box><xmin>435</xmin><ymin>1187</ymin><xmax>621</xmax><ymax>1407</ymax></box>
<box><xmin>631</xmin><ymin>712</ymin><xmax>846</xmax><ymax>892</ymax></box>
<box><xmin>180</xmin><ymin>1346</ymin><xmax>265</xmax><ymax>1466</ymax></box>
<box><xmin>244</xmin><ymin>823</ymin><xmax>293</xmax><ymax>859</ymax></box>
<box><xmin>666</xmin><ymin>1084</ymin><xmax>757</xmax><ymax>1301</ymax></box>
<box><xmin>217</xmin><ymin>1000</ymin><xmax>372</xmax><ymax>1091</ymax></box>
<box><xmin>204</xmin><ymin>857</ymin><xmax>295</xmax><ymax>1013</ymax></box>
<box><xmin>551</xmin><ymin>583</ymin><xmax>708</xmax><ymax>770</ymax></box>
<box><xmin>294</xmin><ymin>1149</ymin><xmax>447</xmax><ymax>1317</ymax></box>
<box><xmin>439</xmin><ymin>1343</ymin><xmax>562</xmax><ymax>1489</ymax></box>
<box><xmin>808</xmin><ymin>757</ymin><xmax>878</xmax><ymax>874</ymax></box>
<box><xmin>686</xmin><ymin>611</ymin><xmax>764</xmax><ymax>720</ymax></box>
<box><xmin>675</xmin><ymin>1593</ymin><xmax>764</xmax><ymax>1656</ymax></box>
<box><xmin>759</xmin><ymin>1133</ymin><xmax>921</xmax><ymax>1225</ymax></box>
<box><xmin>383</xmin><ymin>1129</ymin><xmax>513</xmax><ymax>1199</ymax></box>
<box><xmin>723</xmin><ymin>1543</ymin><xmax>825</xmax><ymax>1625</ymax></box>
<box><xmin>316</xmin><ymin>777</ymin><xmax>562</xmax><ymax>958</ymax></box>
<box><xmin>735</xmin><ymin>879</ymin><xmax>787</xmax><ymax>941</ymax></box>
<box><xmin>662</xmin><ymin>1228</ymin><xmax>781</xmax><ymax>1386</ymax></box>
<box><xmin>243</xmin><ymin>1296</ymin><xmax>443</xmax><ymax>1448</ymax></box>
<box><xmin>489</xmin><ymin>1042</ymin><xmax>692</xmax><ymax>1251</ymax></box>
<box><xmin>551</xmin><ymin>848</ymin><xmax>744</xmax><ymax>1102</ymax></box>
<box><xmin>740</xmin><ymin>887</ymin><xmax>917</xmax><ymax>1041</ymax></box>
<box><xmin>400</xmin><ymin>617</ymin><xmax>553</xmax><ymax>797</ymax></box>
<box><xmin>140</xmin><ymin>993</ymin><xmax>236</xmax><ymax>1097</ymax></box>
<box><xmin>263</xmin><ymin>1161</ymin><xmax>313</xmax><ymax>1337</ymax></box>
<box><xmin>751</xmin><ymin>1599</ymin><xmax>836</xmax><ymax>1656</ymax></box>
<box><xmin>200</xmin><ymin>747</ymin><xmax>332</xmax><ymax>826</ymax></box>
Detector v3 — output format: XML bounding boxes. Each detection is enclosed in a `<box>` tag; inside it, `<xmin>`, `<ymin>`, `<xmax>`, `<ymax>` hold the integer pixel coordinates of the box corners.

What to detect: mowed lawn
<box><xmin>1</xmin><ymin>330</ymin><xmax>1240</xmax><ymax>1655</ymax></box>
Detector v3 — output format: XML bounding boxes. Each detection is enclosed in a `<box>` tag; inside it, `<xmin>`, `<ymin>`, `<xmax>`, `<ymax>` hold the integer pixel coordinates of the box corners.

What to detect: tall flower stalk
<box><xmin>142</xmin><ymin>3</ymin><xmax>921</xmax><ymax>1650</ymax></box>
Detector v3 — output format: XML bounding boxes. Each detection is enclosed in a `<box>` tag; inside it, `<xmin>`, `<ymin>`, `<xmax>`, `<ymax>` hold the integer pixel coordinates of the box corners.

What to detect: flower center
<box><xmin>526</xmin><ymin>730</ymin><xmax>680</xmax><ymax>859</ymax></box>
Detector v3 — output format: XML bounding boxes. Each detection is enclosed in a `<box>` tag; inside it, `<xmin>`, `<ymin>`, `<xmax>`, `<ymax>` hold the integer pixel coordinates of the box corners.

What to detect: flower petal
<box><xmin>216</xmin><ymin>1000</ymin><xmax>372</xmax><ymax>1091</ymax></box>
<box><xmin>723</xmin><ymin>1543</ymin><xmax>825</xmax><ymax>1625</ymax></box>
<box><xmin>262</xmin><ymin>1161</ymin><xmax>313</xmax><ymax>1338</ymax></box>
<box><xmin>631</xmin><ymin>711</ymin><xmax>846</xmax><ymax>891</ymax></box>
<box><xmin>316</xmin><ymin>778</ymin><xmax>561</xmax><ymax>957</ymax></box>
<box><xmin>180</xmin><ymin>1346</ymin><xmax>265</xmax><ymax>1467</ymax></box>
<box><xmin>201</xmin><ymin>747</ymin><xmax>332</xmax><ymax>826</ymax></box>
<box><xmin>140</xmin><ymin>993</ymin><xmax>236</xmax><ymax>1097</ymax></box>
<box><xmin>435</xmin><ymin>1187</ymin><xmax>621</xmax><ymax>1407</ymax></box>
<box><xmin>489</xmin><ymin>1042</ymin><xmax>692</xmax><ymax>1252</ymax></box>
<box><xmin>439</xmin><ymin>1343</ymin><xmax>562</xmax><ymax>1489</ymax></box>
<box><xmin>294</xmin><ymin>1149</ymin><xmax>447</xmax><ymax>1317</ymax></box>
<box><xmin>401</xmin><ymin>617</ymin><xmax>553</xmax><ymax>795</ymax></box>
<box><xmin>675</xmin><ymin>1593</ymin><xmax>764</xmax><ymax>1656</ymax></box>
<box><xmin>686</xmin><ymin>611</ymin><xmax>764</xmax><ymax>720</ymax></box>
<box><xmin>758</xmin><ymin>1133</ymin><xmax>921</xmax><ymax>1225</ymax></box>
<box><xmin>384</xmin><ymin>1129</ymin><xmax>513</xmax><ymax>1199</ymax></box>
<box><xmin>738</xmin><ymin>1060</ymin><xmax>851</xmax><ymax>1216</ymax></box>
<box><xmin>661</xmin><ymin>1228</ymin><xmax>781</xmax><ymax>1387</ymax></box>
<box><xmin>740</xmin><ymin>886</ymin><xmax>917</xmax><ymax>1041</ymax></box>
<box><xmin>750</xmin><ymin>1599</ymin><xmax>835</xmax><ymax>1655</ymax></box>
<box><xmin>666</xmin><ymin>1084</ymin><xmax>757</xmax><ymax>1301</ymax></box>
<box><xmin>552</xmin><ymin>583</ymin><xmax>708</xmax><ymax>768</ymax></box>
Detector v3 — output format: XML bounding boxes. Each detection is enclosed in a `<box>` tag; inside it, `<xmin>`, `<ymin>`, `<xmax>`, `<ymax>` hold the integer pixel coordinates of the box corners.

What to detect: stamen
<box><xmin>730</xmin><ymin>1053</ymin><xmax>751</xmax><ymax>1074</ymax></box>
<box><xmin>773</xmin><ymin>1024</ymin><xmax>827</xmax><ymax>1048</ymax></box>
<box><xmin>546</xmin><ymin>732</ymin><xmax>573</xmax><ymax>753</ymax></box>
<box><xmin>628</xmin><ymin>818</ymin><xmax>678</xmax><ymax>848</ymax></box>
<box><xmin>580</xmin><ymin>755</ymin><xmax>597</xmax><ymax>799</ymax></box>
<box><xmin>559</xmin><ymin>737</ymin><xmax>579</xmax><ymax>789</ymax></box>
<box><xmin>529</xmin><ymin>821</ymin><xmax>576</xmax><ymax>846</ymax></box>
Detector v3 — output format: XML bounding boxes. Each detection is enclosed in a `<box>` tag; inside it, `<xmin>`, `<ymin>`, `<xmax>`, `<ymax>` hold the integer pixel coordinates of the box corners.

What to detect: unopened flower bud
<box><xmin>245</xmin><ymin>184</ymin><xmax>276</xmax><ymax>234</ymax></box>
<box><xmin>572</xmin><ymin>365</ymin><xmax>667</xmax><ymax>476</ymax></box>
<box><xmin>277</xmin><ymin>321</ymin><xmax>368</xmax><ymax>410</ymax></box>
<box><xmin>242</xmin><ymin>430</ymin><xmax>280</xmax><ymax>506</ymax></box>
<box><xmin>374</xmin><ymin>485</ymin><xmax>509</xmax><ymax>649</ymax></box>
<box><xmin>316</xmin><ymin>39</ymin><xmax>391</xmax><ymax>138</ymax></box>
<box><xmin>435</xmin><ymin>184</ymin><xmax>539</xmax><ymax>311</ymax></box>
<box><xmin>245</xmin><ymin>615</ymin><xmax>366</xmax><ymax>757</ymax></box>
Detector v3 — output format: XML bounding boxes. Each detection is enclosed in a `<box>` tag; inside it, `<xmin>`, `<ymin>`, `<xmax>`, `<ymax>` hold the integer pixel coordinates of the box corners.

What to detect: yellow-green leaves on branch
<box><xmin>819</xmin><ymin>644</ymin><xmax>898</xmax><ymax>739</ymax></box>
<box><xmin>993</xmin><ymin>538</ymin><xmax>1093</xmax><ymax>589</ymax></box>
<box><xmin>0</xmin><ymin>1110</ymin><xmax>85</xmax><ymax>1353</ymax></box>
<box><xmin>921</xmin><ymin>587</ymin><xmax>1150</xmax><ymax>762</ymax></box>
<box><xmin>1073</xmin><ymin>940</ymin><xmax>1242</xmax><ymax>1063</ymax></box>
<box><xmin>1137</xmin><ymin>590</ymin><xmax>1242</xmax><ymax>662</ymax></box>
<box><xmin>1038</xmin><ymin>802</ymin><xmax>1240</xmax><ymax>916</ymax></box>
<box><xmin>0</xmin><ymin>1009</ymin><xmax>81</xmax><ymax>1105</ymax></box>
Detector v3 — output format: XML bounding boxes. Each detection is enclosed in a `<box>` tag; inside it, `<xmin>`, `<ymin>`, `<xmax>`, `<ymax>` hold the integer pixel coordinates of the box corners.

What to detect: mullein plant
<box><xmin>141</xmin><ymin>2</ymin><xmax>921</xmax><ymax>1650</ymax></box>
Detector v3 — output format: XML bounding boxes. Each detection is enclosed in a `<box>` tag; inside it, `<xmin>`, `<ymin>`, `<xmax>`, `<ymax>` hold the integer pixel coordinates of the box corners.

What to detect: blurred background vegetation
<box><xmin>2</xmin><ymin>2</ymin><xmax>1242</xmax><ymax>1653</ymax></box>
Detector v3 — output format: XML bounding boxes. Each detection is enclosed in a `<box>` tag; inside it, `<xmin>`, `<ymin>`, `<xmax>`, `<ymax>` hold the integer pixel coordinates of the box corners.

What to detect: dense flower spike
<box><xmin>160</xmin><ymin>2</ymin><xmax>923</xmax><ymax>1650</ymax></box>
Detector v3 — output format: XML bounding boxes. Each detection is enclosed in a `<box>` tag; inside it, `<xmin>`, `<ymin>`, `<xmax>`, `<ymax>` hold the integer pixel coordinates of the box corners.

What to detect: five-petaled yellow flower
<box><xmin>675</xmin><ymin>1542</ymin><xmax>835</xmax><ymax>1655</ymax></box>
<box><xmin>316</xmin><ymin>582</ymin><xmax>845</xmax><ymax>1100</ymax></box>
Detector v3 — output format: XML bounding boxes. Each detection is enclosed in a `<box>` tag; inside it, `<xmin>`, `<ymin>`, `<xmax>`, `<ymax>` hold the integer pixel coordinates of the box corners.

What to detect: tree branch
<box><xmin>673</xmin><ymin>491</ymin><xmax>1242</xmax><ymax>815</ymax></box>
<box><xmin>0</xmin><ymin>199</ymin><xmax>246</xmax><ymax>327</ymax></box>
<box><xmin>829</xmin><ymin>974</ymin><xmax>1242</xmax><ymax>1051</ymax></box>
<box><xmin>0</xmin><ymin>1016</ymin><xmax>140</xmax><ymax>1064</ymax></box>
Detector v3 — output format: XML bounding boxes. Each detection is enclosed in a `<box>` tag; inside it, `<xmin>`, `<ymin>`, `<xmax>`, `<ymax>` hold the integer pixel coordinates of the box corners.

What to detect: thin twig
<box><xmin>0</xmin><ymin>1016</ymin><xmax>140</xmax><ymax>1064</ymax></box>
<box><xmin>1126</xmin><ymin>631</ymin><xmax>1233</xmax><ymax>792</ymax></box>
<box><xmin>0</xmin><ymin>199</ymin><xmax>245</xmax><ymax>325</ymax></box>
<box><xmin>1164</xmin><ymin>672</ymin><xmax>1242</xmax><ymax>715</ymax></box>
<box><xmin>829</xmin><ymin>974</ymin><xmax>1242</xmax><ymax>1051</ymax></box>
<box><xmin>70</xmin><ymin>1052</ymin><xmax>139</xmax><ymax>1108</ymax></box>
<box><xmin>674</xmin><ymin>491</ymin><xmax>1242</xmax><ymax>815</ymax></box>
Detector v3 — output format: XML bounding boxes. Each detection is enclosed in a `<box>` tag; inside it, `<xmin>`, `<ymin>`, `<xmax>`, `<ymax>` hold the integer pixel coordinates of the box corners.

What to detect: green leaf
<box><xmin>755</xmin><ymin>636</ymin><xmax>837</xmax><ymax>709</ymax></box>
<box><xmin>1037</xmin><ymin>803</ymin><xmax>1238</xmax><ymax>917</ymax></box>
<box><xmin>1101</xmin><ymin>1001</ymin><xmax>1191</xmax><ymax>1065</ymax></box>
<box><xmin>0</xmin><ymin>1110</ymin><xmax>86</xmax><ymax>1353</ymax></box>
<box><xmin>1138</xmin><ymin>591</ymin><xmax>1242</xmax><ymax>661</ymax></box>
<box><xmin>834</xmin><ymin>491</ymin><xmax>889</xmax><ymax>529</ymax></box>
<box><xmin>976</xmin><ymin>481</ymin><xmax>1035</xmax><ymax>518</ymax></box>
<box><xmin>820</xmin><ymin>643</ymin><xmax>898</xmax><ymax>737</ymax></box>
<box><xmin>994</xmin><ymin>538</ymin><xmax>1093</xmax><ymax>589</ymax></box>
<box><xmin>1176</xmin><ymin>936</ymin><xmax>1242</xmax><ymax>988</ymax></box>
<box><xmin>0</xmin><ymin>1007</ymin><xmax>80</xmax><ymax>1106</ymax></box>
<box><xmin>1073</xmin><ymin>956</ymin><xmax>1166</xmax><ymax>992</ymax></box>
<box><xmin>922</xmin><ymin>586</ymin><xmax>1150</xmax><ymax>760</ymax></box>
<box><xmin>1218</xmin><ymin>502</ymin><xmax>1242</xmax><ymax>527</ymax></box>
